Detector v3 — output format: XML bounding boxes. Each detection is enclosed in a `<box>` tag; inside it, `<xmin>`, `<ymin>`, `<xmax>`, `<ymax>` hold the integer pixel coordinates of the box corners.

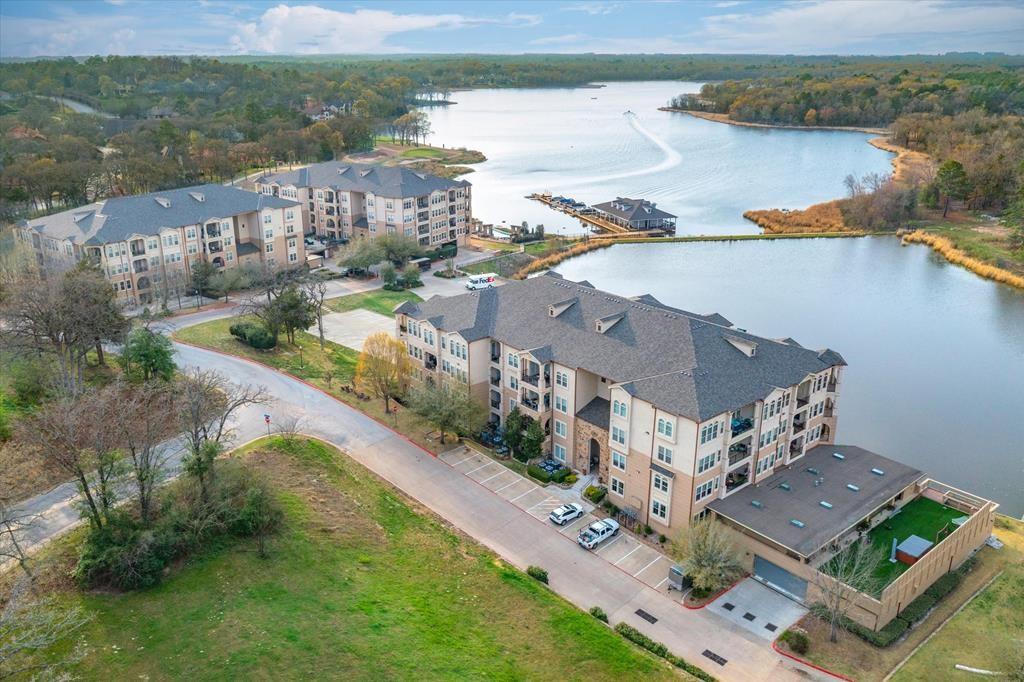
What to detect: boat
<box><xmin>623</xmin><ymin>109</ymin><xmax>634</xmax><ymax>115</ymax></box>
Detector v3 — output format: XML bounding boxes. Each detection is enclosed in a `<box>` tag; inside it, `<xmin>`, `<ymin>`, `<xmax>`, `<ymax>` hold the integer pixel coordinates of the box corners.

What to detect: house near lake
<box><xmin>592</xmin><ymin>197</ymin><xmax>676</xmax><ymax>232</ymax></box>
<box><xmin>393</xmin><ymin>271</ymin><xmax>996</xmax><ymax>631</ymax></box>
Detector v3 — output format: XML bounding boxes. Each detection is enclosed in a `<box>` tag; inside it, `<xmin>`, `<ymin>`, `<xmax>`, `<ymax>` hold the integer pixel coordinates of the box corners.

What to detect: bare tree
<box><xmin>303</xmin><ymin>279</ymin><xmax>330</xmax><ymax>350</ymax></box>
<box><xmin>0</xmin><ymin>499</ymin><xmax>38</xmax><ymax>582</ymax></box>
<box><xmin>813</xmin><ymin>539</ymin><xmax>885</xmax><ymax>642</ymax></box>
<box><xmin>0</xmin><ymin>577</ymin><xmax>91</xmax><ymax>680</ymax></box>
<box><xmin>177</xmin><ymin>368</ymin><xmax>267</xmax><ymax>498</ymax></box>
<box><xmin>274</xmin><ymin>414</ymin><xmax>305</xmax><ymax>443</ymax></box>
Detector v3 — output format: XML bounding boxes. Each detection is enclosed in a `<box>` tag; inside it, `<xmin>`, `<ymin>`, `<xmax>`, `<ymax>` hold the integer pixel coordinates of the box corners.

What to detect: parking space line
<box><xmin>633</xmin><ymin>556</ymin><xmax>663</xmax><ymax>577</ymax></box>
<box><xmin>613</xmin><ymin>545</ymin><xmax>642</xmax><ymax>566</ymax></box>
<box><xmin>595</xmin><ymin>535</ymin><xmax>623</xmax><ymax>553</ymax></box>
<box><xmin>447</xmin><ymin>452</ymin><xmax>476</xmax><ymax>467</ymax></box>
<box><xmin>464</xmin><ymin>461</ymin><xmax>495</xmax><ymax>475</ymax></box>
<box><xmin>479</xmin><ymin>469</ymin><xmax>508</xmax><ymax>484</ymax></box>
<box><xmin>527</xmin><ymin>497</ymin><xmax>560</xmax><ymax>511</ymax></box>
<box><xmin>510</xmin><ymin>488</ymin><xmax>538</xmax><ymax>502</ymax></box>
<box><xmin>655</xmin><ymin>577</ymin><xmax>669</xmax><ymax>589</ymax></box>
<box><xmin>494</xmin><ymin>479</ymin><xmax>524</xmax><ymax>493</ymax></box>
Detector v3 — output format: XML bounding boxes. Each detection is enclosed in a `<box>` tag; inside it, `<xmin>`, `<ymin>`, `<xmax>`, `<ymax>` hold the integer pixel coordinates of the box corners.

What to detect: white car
<box><xmin>577</xmin><ymin>518</ymin><xmax>620</xmax><ymax>549</ymax></box>
<box><xmin>549</xmin><ymin>503</ymin><xmax>584</xmax><ymax>526</ymax></box>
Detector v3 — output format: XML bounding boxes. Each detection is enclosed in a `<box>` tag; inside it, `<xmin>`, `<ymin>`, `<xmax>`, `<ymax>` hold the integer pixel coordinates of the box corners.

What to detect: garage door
<box><xmin>753</xmin><ymin>555</ymin><xmax>808</xmax><ymax>602</ymax></box>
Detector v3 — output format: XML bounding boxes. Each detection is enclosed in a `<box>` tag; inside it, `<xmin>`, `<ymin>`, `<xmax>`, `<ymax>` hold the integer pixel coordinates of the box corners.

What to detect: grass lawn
<box><xmin>43</xmin><ymin>437</ymin><xmax>677</xmax><ymax>680</ymax></box>
<box><xmin>892</xmin><ymin>515</ymin><xmax>1024</xmax><ymax>681</ymax></box>
<box><xmin>919</xmin><ymin>216</ymin><xmax>1024</xmax><ymax>276</ymax></box>
<box><xmin>793</xmin><ymin>515</ymin><xmax>1023</xmax><ymax>682</ymax></box>
<box><xmin>325</xmin><ymin>289</ymin><xmax>422</xmax><ymax>316</ymax></box>
<box><xmin>399</xmin><ymin>147</ymin><xmax>445</xmax><ymax>159</ymax></box>
<box><xmin>865</xmin><ymin>497</ymin><xmax>966</xmax><ymax>590</ymax></box>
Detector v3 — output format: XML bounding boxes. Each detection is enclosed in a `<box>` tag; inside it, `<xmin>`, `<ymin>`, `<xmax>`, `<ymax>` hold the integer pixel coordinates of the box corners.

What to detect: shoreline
<box><xmin>660</xmin><ymin>109</ymin><xmax>890</xmax><ymax>135</ymax></box>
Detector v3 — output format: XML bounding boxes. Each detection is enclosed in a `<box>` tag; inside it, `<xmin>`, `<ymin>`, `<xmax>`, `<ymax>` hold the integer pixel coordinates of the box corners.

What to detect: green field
<box><xmin>325</xmin><ymin>289</ymin><xmax>422</xmax><ymax>316</ymax></box>
<box><xmin>400</xmin><ymin>147</ymin><xmax>445</xmax><ymax>159</ymax></box>
<box><xmin>46</xmin><ymin>437</ymin><xmax>675</xmax><ymax>680</ymax></box>
<box><xmin>865</xmin><ymin>497</ymin><xmax>965</xmax><ymax>590</ymax></box>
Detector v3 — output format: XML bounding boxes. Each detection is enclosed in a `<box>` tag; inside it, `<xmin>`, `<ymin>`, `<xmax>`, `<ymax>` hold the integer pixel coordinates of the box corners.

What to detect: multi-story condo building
<box><xmin>16</xmin><ymin>184</ymin><xmax>303</xmax><ymax>308</ymax></box>
<box><xmin>255</xmin><ymin>162</ymin><xmax>471</xmax><ymax>247</ymax></box>
<box><xmin>395</xmin><ymin>271</ymin><xmax>844</xmax><ymax>536</ymax></box>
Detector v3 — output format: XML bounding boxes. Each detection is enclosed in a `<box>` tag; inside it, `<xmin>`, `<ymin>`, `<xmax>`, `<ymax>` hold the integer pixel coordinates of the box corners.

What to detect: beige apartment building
<box><xmin>16</xmin><ymin>184</ymin><xmax>303</xmax><ymax>308</ymax></box>
<box><xmin>255</xmin><ymin>161</ymin><xmax>471</xmax><ymax>247</ymax></box>
<box><xmin>395</xmin><ymin>272</ymin><xmax>844</xmax><ymax>538</ymax></box>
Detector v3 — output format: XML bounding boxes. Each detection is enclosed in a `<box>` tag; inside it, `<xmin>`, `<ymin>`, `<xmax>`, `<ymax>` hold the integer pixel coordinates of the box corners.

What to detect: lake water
<box><xmin>555</xmin><ymin>238</ymin><xmax>1024</xmax><ymax>517</ymax></box>
<box><xmin>424</xmin><ymin>81</ymin><xmax>894</xmax><ymax>235</ymax></box>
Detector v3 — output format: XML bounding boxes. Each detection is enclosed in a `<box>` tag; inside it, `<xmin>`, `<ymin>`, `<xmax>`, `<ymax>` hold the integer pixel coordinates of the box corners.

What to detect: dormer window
<box><xmin>154</xmin><ymin>197</ymin><xmax>170</xmax><ymax>208</ymax></box>
<box><xmin>595</xmin><ymin>312</ymin><xmax>624</xmax><ymax>333</ymax></box>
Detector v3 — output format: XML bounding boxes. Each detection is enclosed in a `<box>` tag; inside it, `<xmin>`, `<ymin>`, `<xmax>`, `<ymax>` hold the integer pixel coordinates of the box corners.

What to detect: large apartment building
<box><xmin>16</xmin><ymin>184</ymin><xmax>303</xmax><ymax>308</ymax></box>
<box><xmin>395</xmin><ymin>272</ymin><xmax>844</xmax><ymax>537</ymax></box>
<box><xmin>255</xmin><ymin>161</ymin><xmax>471</xmax><ymax>247</ymax></box>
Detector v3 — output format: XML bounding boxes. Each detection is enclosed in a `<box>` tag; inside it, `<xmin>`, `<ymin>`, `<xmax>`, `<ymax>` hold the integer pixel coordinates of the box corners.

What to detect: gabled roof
<box><xmin>258</xmin><ymin>161</ymin><xmax>469</xmax><ymax>196</ymax></box>
<box><xmin>398</xmin><ymin>272</ymin><xmax>845</xmax><ymax>421</ymax></box>
<box><xmin>593</xmin><ymin>197</ymin><xmax>676</xmax><ymax>223</ymax></box>
<box><xmin>21</xmin><ymin>184</ymin><xmax>297</xmax><ymax>246</ymax></box>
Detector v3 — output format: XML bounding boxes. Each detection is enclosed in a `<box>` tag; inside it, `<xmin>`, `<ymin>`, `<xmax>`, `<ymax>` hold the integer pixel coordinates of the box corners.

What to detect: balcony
<box><xmin>789</xmin><ymin>437</ymin><xmax>804</xmax><ymax>458</ymax></box>
<box><xmin>130</xmin><ymin>239</ymin><xmax>146</xmax><ymax>257</ymax></box>
<box><xmin>208</xmin><ymin>241</ymin><xmax>223</xmax><ymax>254</ymax></box>
<box><xmin>425</xmin><ymin>352</ymin><xmax>437</xmax><ymax>371</ymax></box>
<box><xmin>725</xmin><ymin>464</ymin><xmax>750</xmax><ymax>494</ymax></box>
<box><xmin>490</xmin><ymin>342</ymin><xmax>501</xmax><ymax>363</ymax></box>
<box><xmin>730</xmin><ymin>416</ymin><xmax>754</xmax><ymax>438</ymax></box>
<box><xmin>205</xmin><ymin>224</ymin><xmax>221</xmax><ymax>238</ymax></box>
<box><xmin>489</xmin><ymin>369</ymin><xmax>501</xmax><ymax>386</ymax></box>
<box><xmin>827</xmin><ymin>379</ymin><xmax>837</xmax><ymax>393</ymax></box>
<box><xmin>825</xmin><ymin>406</ymin><xmax>834</xmax><ymax>418</ymax></box>
<box><xmin>792</xmin><ymin>417</ymin><xmax>806</xmax><ymax>434</ymax></box>
<box><xmin>489</xmin><ymin>390</ymin><xmax>501</xmax><ymax>410</ymax></box>
<box><xmin>728</xmin><ymin>442</ymin><xmax>751</xmax><ymax>467</ymax></box>
<box><xmin>133</xmin><ymin>259</ymin><xmax>149</xmax><ymax>274</ymax></box>
<box><xmin>520</xmin><ymin>389</ymin><xmax>540</xmax><ymax>412</ymax></box>
<box><xmin>796</xmin><ymin>396</ymin><xmax>809</xmax><ymax>408</ymax></box>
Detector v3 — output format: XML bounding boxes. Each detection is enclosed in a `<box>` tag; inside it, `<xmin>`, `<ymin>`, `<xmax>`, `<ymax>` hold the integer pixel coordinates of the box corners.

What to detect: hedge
<box><xmin>527</xmin><ymin>464</ymin><xmax>551</xmax><ymax>482</ymax></box>
<box><xmin>551</xmin><ymin>467</ymin><xmax>570</xmax><ymax>484</ymax></box>
<box><xmin>614</xmin><ymin>623</ymin><xmax>716</xmax><ymax>681</ymax></box>
<box><xmin>925</xmin><ymin>571</ymin><xmax>962</xmax><ymax>600</ymax></box>
<box><xmin>584</xmin><ymin>486</ymin><xmax>606</xmax><ymax>504</ymax></box>
<box><xmin>527</xmin><ymin>565</ymin><xmax>548</xmax><ymax>584</ymax></box>
<box><xmin>780</xmin><ymin>629</ymin><xmax>809</xmax><ymax>655</ymax></box>
<box><xmin>809</xmin><ymin>604</ymin><xmax>908</xmax><ymax>647</ymax></box>
<box><xmin>589</xmin><ymin>606</ymin><xmax>608</xmax><ymax>623</ymax></box>
<box><xmin>900</xmin><ymin>593</ymin><xmax>937</xmax><ymax>624</ymax></box>
<box><xmin>229</xmin><ymin>322</ymin><xmax>276</xmax><ymax>349</ymax></box>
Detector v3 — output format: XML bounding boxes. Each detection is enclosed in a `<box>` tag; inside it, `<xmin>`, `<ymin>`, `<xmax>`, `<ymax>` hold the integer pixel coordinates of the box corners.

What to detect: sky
<box><xmin>1</xmin><ymin>0</ymin><xmax>1022</xmax><ymax>58</ymax></box>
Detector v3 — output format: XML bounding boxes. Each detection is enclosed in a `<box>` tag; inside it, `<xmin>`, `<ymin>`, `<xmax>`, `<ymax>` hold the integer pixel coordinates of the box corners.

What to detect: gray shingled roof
<box><xmin>398</xmin><ymin>272</ymin><xmax>845</xmax><ymax>421</ymax></box>
<box><xmin>576</xmin><ymin>397</ymin><xmax>611</xmax><ymax>430</ymax></box>
<box><xmin>593</xmin><ymin>197</ymin><xmax>676</xmax><ymax>223</ymax></box>
<box><xmin>709</xmin><ymin>444</ymin><xmax>925</xmax><ymax>557</ymax></box>
<box><xmin>21</xmin><ymin>184</ymin><xmax>297</xmax><ymax>246</ymax></box>
<box><xmin>259</xmin><ymin>161</ymin><xmax>469</xmax><ymax>196</ymax></box>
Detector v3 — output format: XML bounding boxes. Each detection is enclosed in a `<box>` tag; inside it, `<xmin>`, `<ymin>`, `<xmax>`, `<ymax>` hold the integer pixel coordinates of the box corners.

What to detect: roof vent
<box><xmin>595</xmin><ymin>313</ymin><xmax>624</xmax><ymax>334</ymax></box>
<box><xmin>779</xmin><ymin>482</ymin><xmax>791</xmax><ymax>491</ymax></box>
<box><xmin>790</xmin><ymin>519</ymin><xmax>805</xmax><ymax>528</ymax></box>
<box><xmin>833</xmin><ymin>452</ymin><xmax>845</xmax><ymax>460</ymax></box>
<box><xmin>806</xmin><ymin>467</ymin><xmax>820</xmax><ymax>475</ymax></box>
<box><xmin>414</xmin><ymin>172</ymin><xmax>426</xmax><ymax>180</ymax></box>
<box><xmin>871</xmin><ymin>468</ymin><xmax>885</xmax><ymax>476</ymax></box>
<box><xmin>154</xmin><ymin>197</ymin><xmax>170</xmax><ymax>208</ymax></box>
<box><xmin>188</xmin><ymin>192</ymin><xmax>205</xmax><ymax>203</ymax></box>
<box><xmin>359</xmin><ymin>169</ymin><xmax>373</xmax><ymax>177</ymax></box>
<box><xmin>819</xmin><ymin>501</ymin><xmax>833</xmax><ymax>509</ymax></box>
<box><xmin>337</xmin><ymin>166</ymin><xmax>350</xmax><ymax>174</ymax></box>
<box><xmin>750</xmin><ymin>500</ymin><xmax>764</xmax><ymax>509</ymax></box>
<box><xmin>847</xmin><ymin>483</ymin><xmax>860</xmax><ymax>492</ymax></box>
<box><xmin>724</xmin><ymin>335</ymin><xmax>758</xmax><ymax>358</ymax></box>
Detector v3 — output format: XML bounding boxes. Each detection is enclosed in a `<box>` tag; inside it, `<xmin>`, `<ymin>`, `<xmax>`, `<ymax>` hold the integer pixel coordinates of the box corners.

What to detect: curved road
<box><xmin>8</xmin><ymin>302</ymin><xmax>822</xmax><ymax>682</ymax></box>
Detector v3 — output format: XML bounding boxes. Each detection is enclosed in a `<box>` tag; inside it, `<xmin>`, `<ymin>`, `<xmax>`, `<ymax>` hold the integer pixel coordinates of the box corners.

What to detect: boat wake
<box><xmin>574</xmin><ymin>112</ymin><xmax>682</xmax><ymax>185</ymax></box>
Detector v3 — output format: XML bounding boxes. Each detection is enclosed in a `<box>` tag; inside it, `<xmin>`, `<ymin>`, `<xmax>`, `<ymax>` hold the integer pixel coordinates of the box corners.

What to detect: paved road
<box><xmin>6</xmin><ymin>279</ymin><xmax>825</xmax><ymax>682</ymax></box>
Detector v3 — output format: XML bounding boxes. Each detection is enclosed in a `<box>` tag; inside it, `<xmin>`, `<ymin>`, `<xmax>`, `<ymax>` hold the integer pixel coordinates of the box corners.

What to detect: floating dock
<box><xmin>527</xmin><ymin>193</ymin><xmax>671</xmax><ymax>238</ymax></box>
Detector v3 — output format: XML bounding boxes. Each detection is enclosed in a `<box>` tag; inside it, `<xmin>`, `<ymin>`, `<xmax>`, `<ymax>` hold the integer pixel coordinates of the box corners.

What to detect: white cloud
<box><xmin>230</xmin><ymin>5</ymin><xmax>540</xmax><ymax>54</ymax></box>
<box><xmin>699</xmin><ymin>0</ymin><xmax>1024</xmax><ymax>54</ymax></box>
<box><xmin>561</xmin><ymin>2</ymin><xmax>620</xmax><ymax>15</ymax></box>
<box><xmin>530</xmin><ymin>33</ymin><xmax>589</xmax><ymax>46</ymax></box>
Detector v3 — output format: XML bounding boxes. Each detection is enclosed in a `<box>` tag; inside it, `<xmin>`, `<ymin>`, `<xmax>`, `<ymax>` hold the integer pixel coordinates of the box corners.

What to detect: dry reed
<box><xmin>902</xmin><ymin>230</ymin><xmax>1024</xmax><ymax>290</ymax></box>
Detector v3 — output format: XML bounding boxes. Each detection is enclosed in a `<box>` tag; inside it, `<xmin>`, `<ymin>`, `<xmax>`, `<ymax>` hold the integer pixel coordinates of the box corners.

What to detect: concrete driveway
<box><xmin>317</xmin><ymin>308</ymin><xmax>394</xmax><ymax>351</ymax></box>
<box><xmin>707</xmin><ymin>578</ymin><xmax>808</xmax><ymax>640</ymax></box>
<box><xmin>438</xmin><ymin>447</ymin><xmax>675</xmax><ymax>594</ymax></box>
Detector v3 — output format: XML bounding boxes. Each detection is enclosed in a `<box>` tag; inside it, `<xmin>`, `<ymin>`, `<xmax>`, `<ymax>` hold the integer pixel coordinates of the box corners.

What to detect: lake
<box><xmin>554</xmin><ymin>237</ymin><xmax>1024</xmax><ymax>516</ymax></box>
<box><xmin>424</xmin><ymin>81</ymin><xmax>894</xmax><ymax>235</ymax></box>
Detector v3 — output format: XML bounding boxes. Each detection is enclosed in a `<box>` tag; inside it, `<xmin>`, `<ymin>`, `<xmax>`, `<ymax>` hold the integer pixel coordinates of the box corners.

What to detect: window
<box><xmin>555</xmin><ymin>396</ymin><xmax>568</xmax><ymax>413</ymax></box>
<box><xmin>653</xmin><ymin>474</ymin><xmax>669</xmax><ymax>493</ymax></box>
<box><xmin>657</xmin><ymin>418</ymin><xmax>673</xmax><ymax>438</ymax></box>
<box><xmin>553</xmin><ymin>444</ymin><xmax>566</xmax><ymax>462</ymax></box>
<box><xmin>554</xmin><ymin>420</ymin><xmax>567</xmax><ymax>438</ymax></box>
<box><xmin>699</xmin><ymin>421</ymin><xmax>721</xmax><ymax>444</ymax></box>
<box><xmin>697</xmin><ymin>451</ymin><xmax>719</xmax><ymax>474</ymax></box>
<box><xmin>509</xmin><ymin>376</ymin><xmax>518</xmax><ymax>390</ymax></box>
<box><xmin>263</xmin><ymin>214</ymin><xmax>272</xmax><ymax>224</ymax></box>
<box><xmin>612</xmin><ymin>400</ymin><xmax>627</xmax><ymax>418</ymax></box>
<box><xmin>651</xmin><ymin>500</ymin><xmax>668</xmax><ymax>520</ymax></box>
<box><xmin>555</xmin><ymin>371</ymin><xmax>568</xmax><ymax>387</ymax></box>
<box><xmin>611</xmin><ymin>426</ymin><xmax>626</xmax><ymax>446</ymax></box>
<box><xmin>264</xmin><ymin>229</ymin><xmax>274</xmax><ymax>240</ymax></box>
<box><xmin>185</xmin><ymin>228</ymin><xmax>196</xmax><ymax>240</ymax></box>
<box><xmin>610</xmin><ymin>477</ymin><xmax>624</xmax><ymax>496</ymax></box>
<box><xmin>147</xmin><ymin>238</ymin><xmax>158</xmax><ymax>250</ymax></box>
<box><xmin>695</xmin><ymin>477</ymin><xmax>718</xmax><ymax>501</ymax></box>
<box><xmin>507</xmin><ymin>353</ymin><xmax>519</xmax><ymax>368</ymax></box>
<box><xmin>289</xmin><ymin>253</ymin><xmax>297</xmax><ymax>263</ymax></box>
<box><xmin>612</xmin><ymin>452</ymin><xmax>626</xmax><ymax>471</ymax></box>
<box><xmin>656</xmin><ymin>445</ymin><xmax>673</xmax><ymax>466</ymax></box>
<box><xmin>265</xmin><ymin>244</ymin><xmax>273</xmax><ymax>253</ymax></box>
<box><xmin>509</xmin><ymin>398</ymin><xmax>517</xmax><ymax>411</ymax></box>
<box><xmin>285</xmin><ymin>209</ymin><xmax>295</xmax><ymax>220</ymax></box>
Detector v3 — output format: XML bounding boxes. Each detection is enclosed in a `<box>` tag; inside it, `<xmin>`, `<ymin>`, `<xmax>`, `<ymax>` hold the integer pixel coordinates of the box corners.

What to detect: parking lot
<box><xmin>439</xmin><ymin>446</ymin><xmax>676</xmax><ymax>594</ymax></box>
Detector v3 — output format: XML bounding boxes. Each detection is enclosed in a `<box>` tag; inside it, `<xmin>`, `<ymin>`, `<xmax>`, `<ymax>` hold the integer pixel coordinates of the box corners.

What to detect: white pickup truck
<box><xmin>577</xmin><ymin>518</ymin><xmax>620</xmax><ymax>550</ymax></box>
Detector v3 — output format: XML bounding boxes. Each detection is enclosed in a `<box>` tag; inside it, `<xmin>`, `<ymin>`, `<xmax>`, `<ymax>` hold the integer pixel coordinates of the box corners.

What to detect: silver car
<box><xmin>577</xmin><ymin>519</ymin><xmax>620</xmax><ymax>549</ymax></box>
<box><xmin>548</xmin><ymin>503</ymin><xmax>584</xmax><ymax>526</ymax></box>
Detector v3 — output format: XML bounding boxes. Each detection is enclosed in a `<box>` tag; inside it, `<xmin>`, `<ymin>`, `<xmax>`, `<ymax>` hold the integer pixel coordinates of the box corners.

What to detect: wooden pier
<box><xmin>527</xmin><ymin>193</ymin><xmax>670</xmax><ymax>238</ymax></box>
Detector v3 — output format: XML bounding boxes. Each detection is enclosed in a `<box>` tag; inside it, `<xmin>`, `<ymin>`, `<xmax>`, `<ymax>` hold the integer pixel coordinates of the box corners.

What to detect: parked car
<box><xmin>577</xmin><ymin>519</ymin><xmax>619</xmax><ymax>549</ymax></box>
<box><xmin>465</xmin><ymin>273</ymin><xmax>497</xmax><ymax>290</ymax></box>
<box><xmin>549</xmin><ymin>503</ymin><xmax>584</xmax><ymax>526</ymax></box>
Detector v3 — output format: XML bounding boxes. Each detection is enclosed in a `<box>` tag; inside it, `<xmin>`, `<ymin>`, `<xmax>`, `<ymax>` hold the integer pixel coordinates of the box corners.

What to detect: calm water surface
<box><xmin>556</xmin><ymin>238</ymin><xmax>1024</xmax><ymax>516</ymax></box>
<box><xmin>425</xmin><ymin>81</ymin><xmax>894</xmax><ymax>234</ymax></box>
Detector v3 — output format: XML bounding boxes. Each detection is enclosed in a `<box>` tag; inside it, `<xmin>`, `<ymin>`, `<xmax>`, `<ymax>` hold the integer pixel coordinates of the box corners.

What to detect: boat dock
<box><xmin>526</xmin><ymin>193</ymin><xmax>672</xmax><ymax>238</ymax></box>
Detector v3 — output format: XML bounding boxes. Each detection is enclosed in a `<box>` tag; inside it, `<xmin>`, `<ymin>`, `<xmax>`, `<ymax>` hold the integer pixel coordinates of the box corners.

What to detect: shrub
<box><xmin>613</xmin><ymin>623</ymin><xmax>716</xmax><ymax>681</ymax></box>
<box><xmin>642</xmin><ymin>524</ymin><xmax>654</xmax><ymax>536</ymax></box>
<box><xmin>564</xmin><ymin>473</ymin><xmax>578</xmax><ymax>485</ymax></box>
<box><xmin>603</xmin><ymin>501</ymin><xmax>620</xmax><ymax>515</ymax></box>
<box><xmin>589</xmin><ymin>606</ymin><xmax>608</xmax><ymax>623</ymax></box>
<box><xmin>74</xmin><ymin>512</ymin><xmax>177</xmax><ymax>590</ymax></box>
<box><xmin>584</xmin><ymin>486</ymin><xmax>606</xmax><ymax>504</ymax></box>
<box><xmin>659</xmin><ymin>534</ymin><xmax>667</xmax><ymax>544</ymax></box>
<box><xmin>810</xmin><ymin>604</ymin><xmax>908</xmax><ymax>647</ymax></box>
<box><xmin>899</xmin><ymin>593</ymin><xmax>937</xmax><ymax>624</ymax></box>
<box><xmin>781</xmin><ymin>629</ymin><xmax>809</xmax><ymax>655</ymax></box>
<box><xmin>527</xmin><ymin>464</ymin><xmax>551</xmax><ymax>482</ymax></box>
<box><xmin>527</xmin><ymin>565</ymin><xmax>548</xmax><ymax>584</ymax></box>
<box><xmin>551</xmin><ymin>467</ymin><xmax>570</xmax><ymax>484</ymax></box>
<box><xmin>925</xmin><ymin>571</ymin><xmax>962</xmax><ymax>600</ymax></box>
<box><xmin>230</xmin><ymin>322</ymin><xmax>276</xmax><ymax>349</ymax></box>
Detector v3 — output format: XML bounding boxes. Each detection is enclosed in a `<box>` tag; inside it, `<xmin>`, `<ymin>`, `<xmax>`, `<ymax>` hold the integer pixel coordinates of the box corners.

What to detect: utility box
<box><xmin>667</xmin><ymin>565</ymin><xmax>692</xmax><ymax>592</ymax></box>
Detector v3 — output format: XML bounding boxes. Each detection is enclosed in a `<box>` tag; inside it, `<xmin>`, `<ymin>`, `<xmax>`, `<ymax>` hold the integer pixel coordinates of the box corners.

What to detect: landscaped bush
<box><xmin>584</xmin><ymin>486</ymin><xmax>606</xmax><ymax>504</ymax></box>
<box><xmin>551</xmin><ymin>468</ymin><xmax>570</xmax><ymax>484</ymax></box>
<box><xmin>925</xmin><ymin>571</ymin><xmax>962</xmax><ymax>600</ymax></box>
<box><xmin>810</xmin><ymin>604</ymin><xmax>909</xmax><ymax>647</ymax></box>
<box><xmin>642</xmin><ymin>524</ymin><xmax>653</xmax><ymax>536</ymax></box>
<box><xmin>780</xmin><ymin>629</ymin><xmax>809</xmax><ymax>655</ymax></box>
<box><xmin>899</xmin><ymin>593</ymin><xmax>937</xmax><ymax>624</ymax></box>
<box><xmin>602</xmin><ymin>501</ymin><xmax>620</xmax><ymax>515</ymax></box>
<box><xmin>564</xmin><ymin>473</ymin><xmax>578</xmax><ymax>485</ymax></box>
<box><xmin>527</xmin><ymin>464</ymin><xmax>551</xmax><ymax>482</ymax></box>
<box><xmin>527</xmin><ymin>565</ymin><xmax>548</xmax><ymax>584</ymax></box>
<box><xmin>614</xmin><ymin>623</ymin><xmax>716</xmax><ymax>681</ymax></box>
<box><xmin>589</xmin><ymin>606</ymin><xmax>608</xmax><ymax>623</ymax></box>
<box><xmin>229</xmin><ymin>322</ymin><xmax>276</xmax><ymax>349</ymax></box>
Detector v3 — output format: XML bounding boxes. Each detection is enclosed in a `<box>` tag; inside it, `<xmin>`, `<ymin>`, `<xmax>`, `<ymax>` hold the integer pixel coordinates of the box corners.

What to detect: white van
<box><xmin>466</xmin><ymin>273</ymin><xmax>497</xmax><ymax>290</ymax></box>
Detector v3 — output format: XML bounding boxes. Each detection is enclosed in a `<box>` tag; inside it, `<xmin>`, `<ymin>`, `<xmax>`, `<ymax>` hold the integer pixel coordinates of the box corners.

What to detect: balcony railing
<box><xmin>490</xmin><ymin>399</ymin><xmax>500</xmax><ymax>409</ymax></box>
<box><xmin>796</xmin><ymin>396</ymin><xmax>809</xmax><ymax>408</ymax></box>
<box><xmin>730</xmin><ymin>417</ymin><xmax>754</xmax><ymax>438</ymax></box>
<box><xmin>728</xmin><ymin>445</ymin><xmax>750</xmax><ymax>467</ymax></box>
<box><xmin>827</xmin><ymin>380</ymin><xmax>837</xmax><ymax>392</ymax></box>
<box><xmin>521</xmin><ymin>373</ymin><xmax>539</xmax><ymax>387</ymax></box>
<box><xmin>792</xmin><ymin>419</ymin><xmax>806</xmax><ymax>433</ymax></box>
<box><xmin>490</xmin><ymin>375</ymin><xmax>500</xmax><ymax>387</ymax></box>
<box><xmin>824</xmin><ymin>407</ymin><xmax>834</xmax><ymax>418</ymax></box>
